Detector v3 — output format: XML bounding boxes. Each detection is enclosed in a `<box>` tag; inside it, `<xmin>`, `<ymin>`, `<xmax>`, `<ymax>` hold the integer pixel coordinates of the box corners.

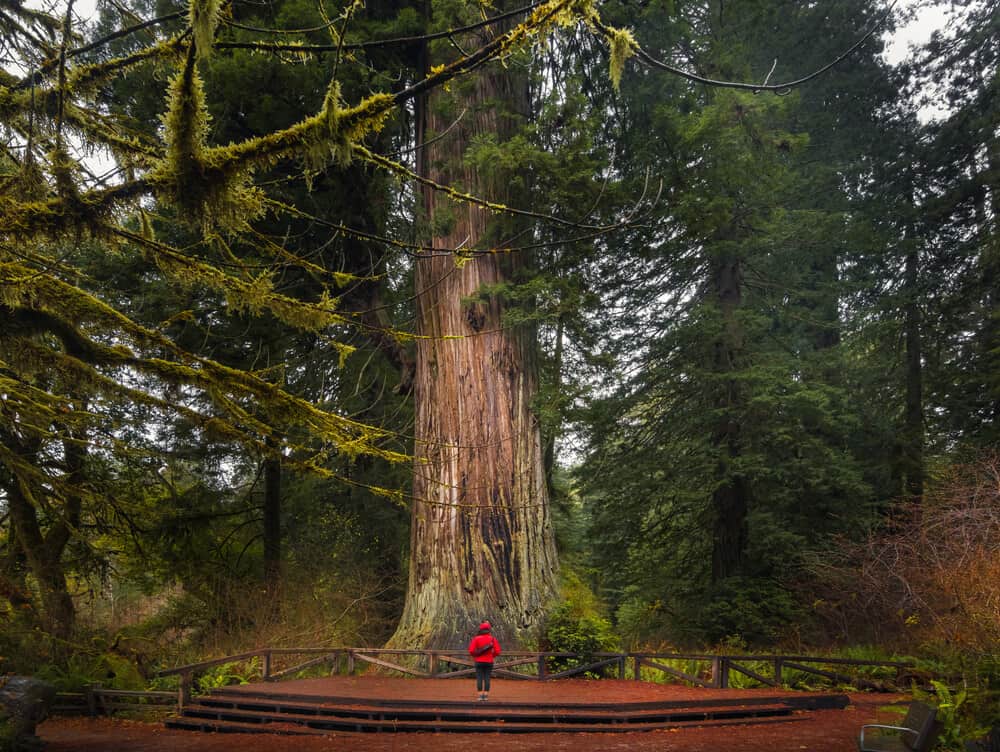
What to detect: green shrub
<box><xmin>919</xmin><ymin>681</ymin><xmax>993</xmax><ymax>751</ymax></box>
<box><xmin>615</xmin><ymin>592</ymin><xmax>670</xmax><ymax>649</ymax></box>
<box><xmin>34</xmin><ymin>651</ymin><xmax>145</xmax><ymax>692</ymax></box>
<box><xmin>541</xmin><ymin>572</ymin><xmax>619</xmax><ymax>676</ymax></box>
<box><xmin>692</xmin><ymin>577</ymin><xmax>801</xmax><ymax>646</ymax></box>
<box><xmin>0</xmin><ymin>713</ymin><xmax>44</xmax><ymax>752</ymax></box>
<box><xmin>195</xmin><ymin>658</ymin><xmax>260</xmax><ymax>693</ymax></box>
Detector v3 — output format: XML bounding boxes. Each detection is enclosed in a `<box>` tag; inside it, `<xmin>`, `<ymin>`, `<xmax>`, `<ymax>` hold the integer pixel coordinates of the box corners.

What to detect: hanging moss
<box><xmin>302</xmin><ymin>80</ymin><xmax>354</xmax><ymax>170</ymax></box>
<box><xmin>189</xmin><ymin>0</ymin><xmax>223</xmax><ymax>60</ymax></box>
<box><xmin>49</xmin><ymin>145</ymin><xmax>81</xmax><ymax>206</ymax></box>
<box><xmin>11</xmin><ymin>156</ymin><xmax>48</xmax><ymax>203</ymax></box>
<box><xmin>66</xmin><ymin>35</ymin><xmax>188</xmax><ymax>92</ymax></box>
<box><xmin>608</xmin><ymin>27</ymin><xmax>637</xmax><ymax>91</ymax></box>
<box><xmin>155</xmin><ymin>47</ymin><xmax>263</xmax><ymax>234</ymax></box>
<box><xmin>2</xmin><ymin>255</ymin><xmax>406</xmax><ymax>467</ymax></box>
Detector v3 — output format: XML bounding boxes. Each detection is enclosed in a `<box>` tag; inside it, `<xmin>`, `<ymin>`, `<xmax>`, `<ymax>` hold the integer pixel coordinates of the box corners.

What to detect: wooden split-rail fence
<box><xmin>56</xmin><ymin>648</ymin><xmax>919</xmax><ymax>717</ymax></box>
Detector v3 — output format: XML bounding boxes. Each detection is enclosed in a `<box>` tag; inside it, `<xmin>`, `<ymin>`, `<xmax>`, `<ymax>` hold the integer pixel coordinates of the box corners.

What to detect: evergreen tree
<box><xmin>576</xmin><ymin>0</ymin><xmax>897</xmax><ymax>644</ymax></box>
<box><xmin>912</xmin><ymin>0</ymin><xmax>999</xmax><ymax>450</ymax></box>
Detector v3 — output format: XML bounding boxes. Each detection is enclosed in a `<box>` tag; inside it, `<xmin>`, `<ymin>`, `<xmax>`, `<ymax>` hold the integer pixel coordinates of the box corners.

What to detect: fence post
<box><xmin>712</xmin><ymin>657</ymin><xmax>730</xmax><ymax>689</ymax></box>
<box><xmin>84</xmin><ymin>683</ymin><xmax>100</xmax><ymax>717</ymax></box>
<box><xmin>262</xmin><ymin>650</ymin><xmax>272</xmax><ymax>681</ymax></box>
<box><xmin>537</xmin><ymin>654</ymin><xmax>546</xmax><ymax>680</ymax></box>
<box><xmin>633</xmin><ymin>655</ymin><xmax>642</xmax><ymax>681</ymax></box>
<box><xmin>619</xmin><ymin>655</ymin><xmax>626</xmax><ymax>680</ymax></box>
<box><xmin>428</xmin><ymin>652</ymin><xmax>438</xmax><ymax>676</ymax></box>
<box><xmin>774</xmin><ymin>658</ymin><xmax>783</xmax><ymax>686</ymax></box>
<box><xmin>179</xmin><ymin>671</ymin><xmax>192</xmax><ymax>710</ymax></box>
<box><xmin>719</xmin><ymin>658</ymin><xmax>730</xmax><ymax>689</ymax></box>
<box><xmin>346</xmin><ymin>650</ymin><xmax>355</xmax><ymax>675</ymax></box>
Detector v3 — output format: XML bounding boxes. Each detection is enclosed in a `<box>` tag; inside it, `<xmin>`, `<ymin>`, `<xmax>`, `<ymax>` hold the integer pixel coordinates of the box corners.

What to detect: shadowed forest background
<box><xmin>0</xmin><ymin>0</ymin><xmax>998</xmax><ymax>744</ymax></box>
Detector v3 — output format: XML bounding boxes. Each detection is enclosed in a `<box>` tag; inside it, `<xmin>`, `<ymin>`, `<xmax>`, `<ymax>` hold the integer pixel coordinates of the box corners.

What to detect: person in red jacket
<box><xmin>467</xmin><ymin>621</ymin><xmax>501</xmax><ymax>701</ymax></box>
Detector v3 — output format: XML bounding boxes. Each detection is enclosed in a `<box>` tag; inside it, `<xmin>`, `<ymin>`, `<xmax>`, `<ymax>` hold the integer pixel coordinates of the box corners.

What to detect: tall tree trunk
<box><xmin>543</xmin><ymin>315</ymin><xmax>565</xmax><ymax>498</ymax></box>
<box><xmin>388</xmin><ymin>8</ymin><xmax>558</xmax><ymax>649</ymax></box>
<box><xmin>710</xmin><ymin>254</ymin><xmax>749</xmax><ymax>582</ymax></box>
<box><xmin>0</xmin><ymin>317</ymin><xmax>89</xmax><ymax>641</ymax></box>
<box><xmin>263</xmin><ymin>449</ymin><xmax>282</xmax><ymax>586</ymax></box>
<box><xmin>981</xmin><ymin>144</ymin><xmax>1000</xmax><ymax>431</ymax></box>
<box><xmin>0</xmin><ymin>520</ymin><xmax>34</xmax><ymax>613</ymax></box>
<box><xmin>5</xmin><ymin>464</ymin><xmax>77</xmax><ymax>641</ymax></box>
<box><xmin>902</xmin><ymin>238</ymin><xmax>924</xmax><ymax>500</ymax></box>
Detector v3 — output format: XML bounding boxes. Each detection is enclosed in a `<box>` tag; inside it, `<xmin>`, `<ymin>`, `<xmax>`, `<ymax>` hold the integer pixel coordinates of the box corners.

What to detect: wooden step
<box><xmin>169</xmin><ymin>685</ymin><xmax>849</xmax><ymax>735</ymax></box>
<box><xmin>207</xmin><ymin>685</ymin><xmax>846</xmax><ymax>711</ymax></box>
<box><xmin>165</xmin><ymin>717</ymin><xmax>326</xmax><ymax>736</ymax></box>
<box><xmin>190</xmin><ymin>695</ymin><xmax>803</xmax><ymax>725</ymax></box>
<box><xmin>167</xmin><ymin>711</ymin><xmax>810</xmax><ymax>735</ymax></box>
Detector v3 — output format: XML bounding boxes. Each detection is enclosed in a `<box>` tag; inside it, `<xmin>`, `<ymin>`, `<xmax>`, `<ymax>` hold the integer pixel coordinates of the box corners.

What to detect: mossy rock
<box><xmin>0</xmin><ymin>676</ymin><xmax>55</xmax><ymax>752</ymax></box>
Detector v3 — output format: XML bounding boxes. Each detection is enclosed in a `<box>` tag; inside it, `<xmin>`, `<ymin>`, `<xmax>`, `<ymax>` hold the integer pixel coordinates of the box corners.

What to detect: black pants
<box><xmin>475</xmin><ymin>662</ymin><xmax>493</xmax><ymax>692</ymax></box>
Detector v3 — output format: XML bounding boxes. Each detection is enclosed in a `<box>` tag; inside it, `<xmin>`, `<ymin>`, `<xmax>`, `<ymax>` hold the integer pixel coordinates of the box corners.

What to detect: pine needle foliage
<box><xmin>0</xmin><ymin>0</ymin><xmax>634</xmax><ymax>475</ymax></box>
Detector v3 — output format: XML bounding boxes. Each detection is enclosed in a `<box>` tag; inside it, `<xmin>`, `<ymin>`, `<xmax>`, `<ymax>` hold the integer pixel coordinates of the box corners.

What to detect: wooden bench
<box><xmin>858</xmin><ymin>701</ymin><xmax>939</xmax><ymax>752</ymax></box>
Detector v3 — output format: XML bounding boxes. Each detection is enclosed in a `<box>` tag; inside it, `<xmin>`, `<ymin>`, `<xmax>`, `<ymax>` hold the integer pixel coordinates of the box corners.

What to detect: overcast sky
<box><xmin>884</xmin><ymin>2</ymin><xmax>952</xmax><ymax>66</ymax></box>
<box><xmin>30</xmin><ymin>0</ymin><xmax>954</xmax><ymax>69</ymax></box>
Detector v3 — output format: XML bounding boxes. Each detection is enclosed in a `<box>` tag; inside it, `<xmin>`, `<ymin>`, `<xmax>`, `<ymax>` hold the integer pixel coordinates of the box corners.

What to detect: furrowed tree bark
<box><xmin>0</xmin><ymin>519</ymin><xmax>34</xmax><ymax>613</ymax></box>
<box><xmin>388</xmin><ymin>7</ymin><xmax>558</xmax><ymax>650</ymax></box>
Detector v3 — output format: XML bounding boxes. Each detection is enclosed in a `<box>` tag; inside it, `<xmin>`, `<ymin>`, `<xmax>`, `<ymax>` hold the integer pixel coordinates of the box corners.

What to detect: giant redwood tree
<box><xmin>388</xmin><ymin>2</ymin><xmax>559</xmax><ymax>649</ymax></box>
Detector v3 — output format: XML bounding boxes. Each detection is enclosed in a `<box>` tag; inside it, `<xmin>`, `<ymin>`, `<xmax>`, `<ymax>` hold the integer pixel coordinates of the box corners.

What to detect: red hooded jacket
<box><xmin>468</xmin><ymin>633</ymin><xmax>500</xmax><ymax>663</ymax></box>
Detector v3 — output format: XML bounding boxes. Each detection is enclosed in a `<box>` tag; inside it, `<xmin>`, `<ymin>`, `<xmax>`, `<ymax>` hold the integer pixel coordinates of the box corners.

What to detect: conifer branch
<box><xmin>68</xmin><ymin>11</ymin><xmax>185</xmax><ymax>60</ymax></box>
<box><xmin>355</xmin><ymin>145</ymin><xmax>614</xmax><ymax>231</ymax></box>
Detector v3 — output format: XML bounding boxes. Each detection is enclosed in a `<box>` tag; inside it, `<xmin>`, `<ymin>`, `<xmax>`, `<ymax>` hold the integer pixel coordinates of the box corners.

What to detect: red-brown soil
<box><xmin>38</xmin><ymin>677</ymin><xmax>908</xmax><ymax>751</ymax></box>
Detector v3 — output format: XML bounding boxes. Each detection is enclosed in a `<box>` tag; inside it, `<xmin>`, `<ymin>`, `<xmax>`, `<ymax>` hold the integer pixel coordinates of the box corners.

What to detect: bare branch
<box><xmin>593</xmin><ymin>1</ymin><xmax>898</xmax><ymax>94</ymax></box>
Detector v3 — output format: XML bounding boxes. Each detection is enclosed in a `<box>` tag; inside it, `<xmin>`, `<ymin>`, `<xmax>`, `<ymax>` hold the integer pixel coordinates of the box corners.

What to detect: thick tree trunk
<box><xmin>0</xmin><ymin>522</ymin><xmax>33</xmax><ymax>613</ymax></box>
<box><xmin>6</xmin><ymin>479</ymin><xmax>76</xmax><ymax>641</ymax></box>
<box><xmin>0</xmin><ymin>321</ymin><xmax>89</xmax><ymax>641</ymax></box>
<box><xmin>0</xmin><ymin>423</ymin><xmax>84</xmax><ymax>642</ymax></box>
<box><xmin>388</xmin><ymin>11</ymin><xmax>558</xmax><ymax>650</ymax></box>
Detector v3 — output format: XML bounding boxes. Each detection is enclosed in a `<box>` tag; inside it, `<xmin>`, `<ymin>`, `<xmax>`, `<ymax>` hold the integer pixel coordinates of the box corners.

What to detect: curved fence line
<box><xmin>56</xmin><ymin>648</ymin><xmax>922</xmax><ymax>717</ymax></box>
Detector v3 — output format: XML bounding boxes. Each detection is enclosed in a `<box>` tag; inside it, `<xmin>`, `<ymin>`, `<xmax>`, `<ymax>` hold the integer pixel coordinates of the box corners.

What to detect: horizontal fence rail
<box><xmin>148</xmin><ymin>648</ymin><xmax>919</xmax><ymax>709</ymax></box>
<box><xmin>54</xmin><ymin>687</ymin><xmax>179</xmax><ymax>717</ymax></box>
<box><xmin>50</xmin><ymin>648</ymin><xmax>922</xmax><ymax>717</ymax></box>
